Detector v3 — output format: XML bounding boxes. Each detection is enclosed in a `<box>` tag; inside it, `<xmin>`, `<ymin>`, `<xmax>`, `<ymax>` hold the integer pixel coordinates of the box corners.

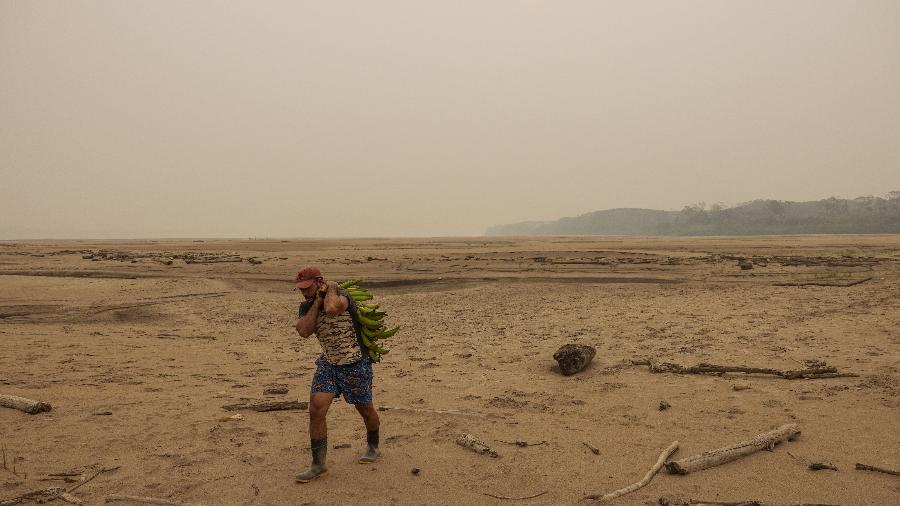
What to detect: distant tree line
<box><xmin>485</xmin><ymin>192</ymin><xmax>900</xmax><ymax>236</ymax></box>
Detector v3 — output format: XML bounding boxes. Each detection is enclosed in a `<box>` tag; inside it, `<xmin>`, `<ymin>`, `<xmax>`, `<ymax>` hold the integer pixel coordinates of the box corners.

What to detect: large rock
<box><xmin>553</xmin><ymin>344</ymin><xmax>596</xmax><ymax>376</ymax></box>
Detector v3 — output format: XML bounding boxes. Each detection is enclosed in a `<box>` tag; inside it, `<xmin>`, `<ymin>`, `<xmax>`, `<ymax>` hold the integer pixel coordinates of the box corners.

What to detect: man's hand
<box><xmin>316</xmin><ymin>279</ymin><xmax>329</xmax><ymax>299</ymax></box>
<box><xmin>321</xmin><ymin>280</ymin><xmax>349</xmax><ymax>317</ymax></box>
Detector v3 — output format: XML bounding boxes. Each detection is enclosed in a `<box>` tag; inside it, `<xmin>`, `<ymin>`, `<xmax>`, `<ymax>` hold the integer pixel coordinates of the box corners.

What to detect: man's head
<box><xmin>294</xmin><ymin>266</ymin><xmax>324</xmax><ymax>298</ymax></box>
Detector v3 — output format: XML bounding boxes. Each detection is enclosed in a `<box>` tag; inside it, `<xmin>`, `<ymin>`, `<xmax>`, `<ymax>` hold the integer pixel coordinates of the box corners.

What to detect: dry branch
<box><xmin>666</xmin><ymin>424</ymin><xmax>799</xmax><ymax>474</ymax></box>
<box><xmin>222</xmin><ymin>400</ymin><xmax>308</xmax><ymax>412</ymax></box>
<box><xmin>58</xmin><ymin>492</ymin><xmax>84</xmax><ymax>505</ymax></box>
<box><xmin>0</xmin><ymin>394</ymin><xmax>52</xmax><ymax>414</ymax></box>
<box><xmin>0</xmin><ymin>487</ymin><xmax>64</xmax><ymax>506</ymax></box>
<box><xmin>855</xmin><ymin>463</ymin><xmax>900</xmax><ymax>476</ymax></box>
<box><xmin>68</xmin><ymin>466</ymin><xmax>120</xmax><ymax>493</ymax></box>
<box><xmin>773</xmin><ymin>277</ymin><xmax>871</xmax><ymax>287</ymax></box>
<box><xmin>105</xmin><ymin>495</ymin><xmax>197</xmax><ymax>506</ymax></box>
<box><xmin>638</xmin><ymin>361</ymin><xmax>856</xmax><ymax>380</ymax></box>
<box><xmin>583</xmin><ymin>442</ymin><xmax>601</xmax><ymax>455</ymax></box>
<box><xmin>497</xmin><ymin>440</ymin><xmax>546</xmax><ymax>447</ymax></box>
<box><xmin>661</xmin><ymin>499</ymin><xmax>841</xmax><ymax>506</ymax></box>
<box><xmin>584</xmin><ymin>441</ymin><xmax>678</xmax><ymax>501</ymax></box>
<box><xmin>378</xmin><ymin>405</ymin><xmax>494</xmax><ymax>419</ymax></box>
<box><xmin>483</xmin><ymin>490</ymin><xmax>547</xmax><ymax>500</ymax></box>
<box><xmin>456</xmin><ymin>434</ymin><xmax>499</xmax><ymax>458</ymax></box>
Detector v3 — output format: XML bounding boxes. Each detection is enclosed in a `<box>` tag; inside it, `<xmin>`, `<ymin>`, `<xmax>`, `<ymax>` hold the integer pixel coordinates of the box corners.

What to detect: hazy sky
<box><xmin>2</xmin><ymin>1</ymin><xmax>898</xmax><ymax>238</ymax></box>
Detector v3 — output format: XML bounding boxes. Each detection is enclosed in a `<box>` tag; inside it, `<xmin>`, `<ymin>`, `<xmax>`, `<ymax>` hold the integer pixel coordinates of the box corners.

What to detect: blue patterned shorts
<box><xmin>311</xmin><ymin>355</ymin><xmax>373</xmax><ymax>405</ymax></box>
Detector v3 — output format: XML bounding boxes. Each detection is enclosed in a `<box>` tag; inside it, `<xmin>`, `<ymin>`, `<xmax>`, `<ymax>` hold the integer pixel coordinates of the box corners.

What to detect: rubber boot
<box><xmin>358</xmin><ymin>430</ymin><xmax>380</xmax><ymax>464</ymax></box>
<box><xmin>296</xmin><ymin>437</ymin><xmax>328</xmax><ymax>483</ymax></box>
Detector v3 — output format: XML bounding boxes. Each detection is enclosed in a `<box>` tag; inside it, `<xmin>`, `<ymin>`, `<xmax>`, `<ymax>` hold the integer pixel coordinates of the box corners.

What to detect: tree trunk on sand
<box><xmin>0</xmin><ymin>394</ymin><xmax>52</xmax><ymax>414</ymax></box>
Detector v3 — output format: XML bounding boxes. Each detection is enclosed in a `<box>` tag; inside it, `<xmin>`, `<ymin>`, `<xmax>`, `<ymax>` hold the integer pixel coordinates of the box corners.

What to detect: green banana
<box><xmin>361</xmin><ymin>325</ymin><xmax>382</xmax><ymax>340</ymax></box>
<box><xmin>375</xmin><ymin>325</ymin><xmax>400</xmax><ymax>339</ymax></box>
<box><xmin>356</xmin><ymin>312</ymin><xmax>382</xmax><ymax>329</ymax></box>
<box><xmin>337</xmin><ymin>280</ymin><xmax>398</xmax><ymax>361</ymax></box>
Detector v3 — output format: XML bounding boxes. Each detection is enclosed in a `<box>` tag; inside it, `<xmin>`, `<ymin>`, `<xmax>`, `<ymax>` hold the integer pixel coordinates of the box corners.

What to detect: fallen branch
<box><xmin>773</xmin><ymin>277</ymin><xmax>871</xmax><ymax>287</ymax></box>
<box><xmin>666</xmin><ymin>424</ymin><xmax>800</xmax><ymax>474</ymax></box>
<box><xmin>638</xmin><ymin>361</ymin><xmax>857</xmax><ymax>380</ymax></box>
<box><xmin>0</xmin><ymin>394</ymin><xmax>52</xmax><ymax>414</ymax></box>
<box><xmin>584</xmin><ymin>441</ymin><xmax>678</xmax><ymax>501</ymax></box>
<box><xmin>855</xmin><ymin>462</ymin><xmax>900</xmax><ymax>476</ymax></box>
<box><xmin>456</xmin><ymin>434</ymin><xmax>499</xmax><ymax>458</ymax></box>
<box><xmin>808</xmin><ymin>463</ymin><xmax>838</xmax><ymax>471</ymax></box>
<box><xmin>0</xmin><ymin>487</ymin><xmax>64</xmax><ymax>506</ymax></box>
<box><xmin>68</xmin><ymin>466</ymin><xmax>120</xmax><ymax>493</ymax></box>
<box><xmin>483</xmin><ymin>491</ymin><xmax>547</xmax><ymax>500</ymax></box>
<box><xmin>583</xmin><ymin>442</ymin><xmax>601</xmax><ymax>455</ymax></box>
<box><xmin>58</xmin><ymin>492</ymin><xmax>84</xmax><ymax>505</ymax></box>
<box><xmin>378</xmin><ymin>405</ymin><xmax>494</xmax><ymax>419</ymax></box>
<box><xmin>661</xmin><ymin>498</ymin><xmax>841</xmax><ymax>506</ymax></box>
<box><xmin>222</xmin><ymin>400</ymin><xmax>308</xmax><ymax>412</ymax></box>
<box><xmin>105</xmin><ymin>495</ymin><xmax>197</xmax><ymax>506</ymax></box>
<box><xmin>497</xmin><ymin>440</ymin><xmax>546</xmax><ymax>447</ymax></box>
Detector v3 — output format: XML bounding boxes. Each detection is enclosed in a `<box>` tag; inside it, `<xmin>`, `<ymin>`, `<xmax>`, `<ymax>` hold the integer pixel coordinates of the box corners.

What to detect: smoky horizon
<box><xmin>2</xmin><ymin>1</ymin><xmax>899</xmax><ymax>239</ymax></box>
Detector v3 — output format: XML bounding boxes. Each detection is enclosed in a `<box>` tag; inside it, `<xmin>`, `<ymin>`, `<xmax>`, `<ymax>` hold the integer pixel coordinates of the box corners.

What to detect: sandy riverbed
<box><xmin>1</xmin><ymin>236</ymin><xmax>898</xmax><ymax>505</ymax></box>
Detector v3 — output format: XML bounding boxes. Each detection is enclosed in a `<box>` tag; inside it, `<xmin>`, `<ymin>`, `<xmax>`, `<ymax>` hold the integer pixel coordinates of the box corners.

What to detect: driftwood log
<box><xmin>666</xmin><ymin>424</ymin><xmax>800</xmax><ymax>474</ymax></box>
<box><xmin>456</xmin><ymin>433</ymin><xmax>499</xmax><ymax>458</ymax></box>
<box><xmin>553</xmin><ymin>344</ymin><xmax>596</xmax><ymax>375</ymax></box>
<box><xmin>222</xmin><ymin>400</ymin><xmax>308</xmax><ymax>412</ymax></box>
<box><xmin>0</xmin><ymin>394</ymin><xmax>51</xmax><ymax>414</ymax></box>
<box><xmin>634</xmin><ymin>360</ymin><xmax>857</xmax><ymax>380</ymax></box>
<box><xmin>584</xmin><ymin>441</ymin><xmax>679</xmax><ymax>501</ymax></box>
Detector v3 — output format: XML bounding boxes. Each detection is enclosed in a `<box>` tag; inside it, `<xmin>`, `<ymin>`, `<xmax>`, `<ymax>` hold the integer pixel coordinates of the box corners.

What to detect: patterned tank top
<box><xmin>299</xmin><ymin>288</ymin><xmax>363</xmax><ymax>365</ymax></box>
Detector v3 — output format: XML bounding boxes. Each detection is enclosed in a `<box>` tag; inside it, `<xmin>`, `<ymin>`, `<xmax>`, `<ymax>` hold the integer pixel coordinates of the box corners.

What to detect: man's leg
<box><xmin>355</xmin><ymin>402</ymin><xmax>380</xmax><ymax>463</ymax></box>
<box><xmin>297</xmin><ymin>392</ymin><xmax>335</xmax><ymax>483</ymax></box>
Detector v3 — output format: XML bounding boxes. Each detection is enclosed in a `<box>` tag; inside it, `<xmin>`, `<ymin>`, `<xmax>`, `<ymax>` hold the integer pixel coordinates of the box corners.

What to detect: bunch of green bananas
<box><xmin>339</xmin><ymin>279</ymin><xmax>399</xmax><ymax>363</ymax></box>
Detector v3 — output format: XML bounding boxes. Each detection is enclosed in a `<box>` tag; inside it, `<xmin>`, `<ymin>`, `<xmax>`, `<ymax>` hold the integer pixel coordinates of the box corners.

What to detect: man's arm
<box><xmin>295</xmin><ymin>297</ymin><xmax>322</xmax><ymax>337</ymax></box>
<box><xmin>321</xmin><ymin>281</ymin><xmax>349</xmax><ymax>317</ymax></box>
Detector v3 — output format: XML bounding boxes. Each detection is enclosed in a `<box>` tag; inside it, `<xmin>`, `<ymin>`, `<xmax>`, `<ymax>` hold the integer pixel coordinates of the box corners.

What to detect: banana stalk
<box><xmin>338</xmin><ymin>279</ymin><xmax>400</xmax><ymax>363</ymax></box>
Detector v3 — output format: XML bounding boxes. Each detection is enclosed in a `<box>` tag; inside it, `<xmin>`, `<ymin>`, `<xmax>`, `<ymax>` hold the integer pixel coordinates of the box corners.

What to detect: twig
<box><xmin>58</xmin><ymin>492</ymin><xmax>84</xmax><ymax>505</ymax></box>
<box><xmin>855</xmin><ymin>462</ymin><xmax>900</xmax><ymax>476</ymax></box>
<box><xmin>105</xmin><ymin>495</ymin><xmax>197</xmax><ymax>506</ymax></box>
<box><xmin>379</xmin><ymin>405</ymin><xmax>494</xmax><ymax>419</ymax></box>
<box><xmin>773</xmin><ymin>277</ymin><xmax>871</xmax><ymax>287</ymax></box>
<box><xmin>497</xmin><ymin>440</ymin><xmax>546</xmax><ymax>447</ymax></box>
<box><xmin>584</xmin><ymin>441</ymin><xmax>679</xmax><ymax>501</ymax></box>
<box><xmin>666</xmin><ymin>424</ymin><xmax>800</xmax><ymax>474</ymax></box>
<box><xmin>583</xmin><ymin>442</ymin><xmax>601</xmax><ymax>455</ymax></box>
<box><xmin>483</xmin><ymin>491</ymin><xmax>547</xmax><ymax>500</ymax></box>
<box><xmin>68</xmin><ymin>466</ymin><xmax>120</xmax><ymax>493</ymax></box>
<box><xmin>808</xmin><ymin>463</ymin><xmax>838</xmax><ymax>471</ymax></box>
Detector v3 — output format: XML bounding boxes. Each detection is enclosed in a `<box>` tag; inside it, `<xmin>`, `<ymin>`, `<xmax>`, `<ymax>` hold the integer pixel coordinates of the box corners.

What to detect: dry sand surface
<box><xmin>1</xmin><ymin>236</ymin><xmax>899</xmax><ymax>505</ymax></box>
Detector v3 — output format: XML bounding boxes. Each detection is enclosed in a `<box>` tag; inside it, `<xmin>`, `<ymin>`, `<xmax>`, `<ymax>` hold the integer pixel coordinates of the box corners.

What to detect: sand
<box><xmin>1</xmin><ymin>235</ymin><xmax>898</xmax><ymax>505</ymax></box>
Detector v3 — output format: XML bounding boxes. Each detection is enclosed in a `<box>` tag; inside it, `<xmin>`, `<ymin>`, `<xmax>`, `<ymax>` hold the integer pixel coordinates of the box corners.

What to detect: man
<box><xmin>293</xmin><ymin>266</ymin><xmax>380</xmax><ymax>483</ymax></box>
